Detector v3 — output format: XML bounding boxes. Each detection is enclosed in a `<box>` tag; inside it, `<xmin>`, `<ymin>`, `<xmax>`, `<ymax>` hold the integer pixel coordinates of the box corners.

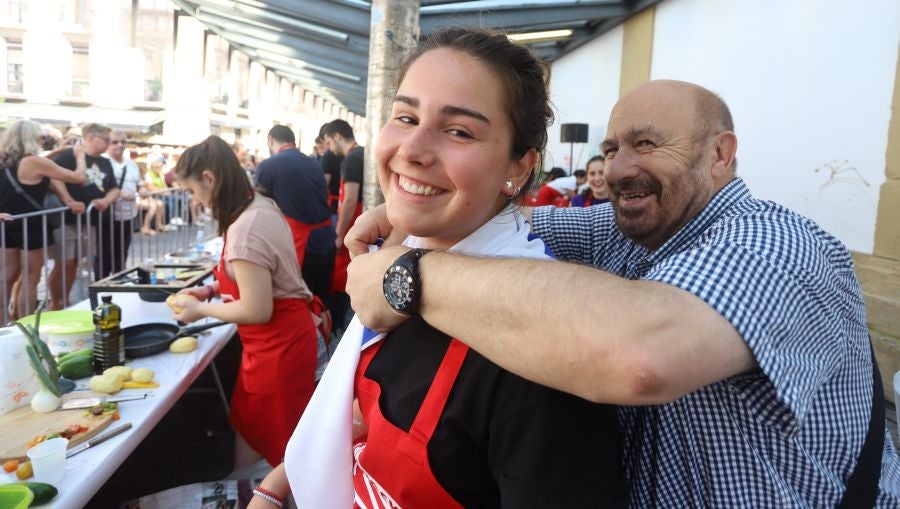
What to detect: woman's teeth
<box><xmin>399</xmin><ymin>176</ymin><xmax>442</xmax><ymax>196</ymax></box>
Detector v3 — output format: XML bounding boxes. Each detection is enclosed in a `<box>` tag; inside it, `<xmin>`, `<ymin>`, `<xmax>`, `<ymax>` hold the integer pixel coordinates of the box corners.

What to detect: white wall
<box><xmin>650</xmin><ymin>0</ymin><xmax>900</xmax><ymax>253</ymax></box>
<box><xmin>546</xmin><ymin>25</ymin><xmax>623</xmax><ymax>174</ymax></box>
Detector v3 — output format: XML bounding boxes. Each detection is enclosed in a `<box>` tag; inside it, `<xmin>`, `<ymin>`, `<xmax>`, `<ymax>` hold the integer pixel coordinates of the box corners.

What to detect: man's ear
<box><xmin>711</xmin><ymin>131</ymin><xmax>737</xmax><ymax>178</ymax></box>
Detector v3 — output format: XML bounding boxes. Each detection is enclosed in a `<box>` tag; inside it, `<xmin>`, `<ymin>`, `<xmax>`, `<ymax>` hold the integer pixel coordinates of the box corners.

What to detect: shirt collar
<box><xmin>636</xmin><ymin>178</ymin><xmax>752</xmax><ymax>268</ymax></box>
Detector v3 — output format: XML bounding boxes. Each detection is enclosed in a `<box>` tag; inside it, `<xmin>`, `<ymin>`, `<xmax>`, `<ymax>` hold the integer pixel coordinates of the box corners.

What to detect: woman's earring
<box><xmin>505</xmin><ymin>181</ymin><xmax>520</xmax><ymax>199</ymax></box>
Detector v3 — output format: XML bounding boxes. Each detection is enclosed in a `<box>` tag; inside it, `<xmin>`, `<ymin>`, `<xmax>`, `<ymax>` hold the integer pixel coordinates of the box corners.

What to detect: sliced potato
<box><xmin>169</xmin><ymin>336</ymin><xmax>198</xmax><ymax>354</ymax></box>
<box><xmin>103</xmin><ymin>365</ymin><xmax>133</xmax><ymax>382</ymax></box>
<box><xmin>131</xmin><ymin>367</ymin><xmax>155</xmax><ymax>383</ymax></box>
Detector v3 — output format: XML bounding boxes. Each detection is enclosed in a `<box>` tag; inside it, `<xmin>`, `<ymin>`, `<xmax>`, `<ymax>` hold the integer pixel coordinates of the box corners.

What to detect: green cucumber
<box><xmin>58</xmin><ymin>354</ymin><xmax>94</xmax><ymax>380</ymax></box>
<box><xmin>57</xmin><ymin>348</ymin><xmax>92</xmax><ymax>364</ymax></box>
<box><xmin>10</xmin><ymin>481</ymin><xmax>58</xmax><ymax>505</ymax></box>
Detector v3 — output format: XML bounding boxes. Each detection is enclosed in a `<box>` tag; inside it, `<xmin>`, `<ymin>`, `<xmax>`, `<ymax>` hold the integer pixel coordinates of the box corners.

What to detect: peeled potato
<box><xmin>169</xmin><ymin>336</ymin><xmax>198</xmax><ymax>353</ymax></box>
<box><xmin>166</xmin><ymin>294</ymin><xmax>198</xmax><ymax>314</ymax></box>
<box><xmin>90</xmin><ymin>373</ymin><xmax>123</xmax><ymax>394</ymax></box>
<box><xmin>131</xmin><ymin>367</ymin><xmax>155</xmax><ymax>383</ymax></box>
<box><xmin>103</xmin><ymin>365</ymin><xmax>132</xmax><ymax>382</ymax></box>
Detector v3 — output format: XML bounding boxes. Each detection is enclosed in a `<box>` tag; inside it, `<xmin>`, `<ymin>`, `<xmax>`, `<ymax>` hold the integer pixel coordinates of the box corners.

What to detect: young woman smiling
<box><xmin>250</xmin><ymin>28</ymin><xmax>625</xmax><ymax>509</ymax></box>
<box><xmin>572</xmin><ymin>155</ymin><xmax>610</xmax><ymax>207</ymax></box>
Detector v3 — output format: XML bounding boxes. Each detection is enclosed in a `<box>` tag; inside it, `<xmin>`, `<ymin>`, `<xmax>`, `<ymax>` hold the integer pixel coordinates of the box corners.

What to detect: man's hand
<box><xmin>345</xmin><ymin>204</ymin><xmax>408</xmax><ymax>258</ymax></box>
<box><xmin>91</xmin><ymin>197</ymin><xmax>110</xmax><ymax>211</ymax></box>
<box><xmin>346</xmin><ymin>245</ymin><xmax>413</xmax><ymax>332</ymax></box>
<box><xmin>67</xmin><ymin>200</ymin><xmax>86</xmax><ymax>215</ymax></box>
<box><xmin>335</xmin><ymin>234</ymin><xmax>344</xmax><ymax>250</ymax></box>
<box><xmin>72</xmin><ymin>140</ymin><xmax>85</xmax><ymax>160</ymax></box>
<box><xmin>0</xmin><ymin>213</ymin><xmax>13</xmax><ymax>222</ymax></box>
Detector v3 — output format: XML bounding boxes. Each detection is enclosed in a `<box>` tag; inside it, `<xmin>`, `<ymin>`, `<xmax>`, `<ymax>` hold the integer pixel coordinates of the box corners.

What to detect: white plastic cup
<box><xmin>27</xmin><ymin>437</ymin><xmax>69</xmax><ymax>484</ymax></box>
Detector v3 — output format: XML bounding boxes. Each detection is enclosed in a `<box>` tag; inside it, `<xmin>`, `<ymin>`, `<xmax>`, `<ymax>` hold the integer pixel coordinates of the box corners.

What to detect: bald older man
<box><xmin>343</xmin><ymin>80</ymin><xmax>899</xmax><ymax>506</ymax></box>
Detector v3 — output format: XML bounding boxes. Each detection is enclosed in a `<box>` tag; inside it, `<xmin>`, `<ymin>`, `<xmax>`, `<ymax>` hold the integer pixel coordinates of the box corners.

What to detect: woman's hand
<box><xmin>0</xmin><ymin>213</ymin><xmax>13</xmax><ymax>222</ymax></box>
<box><xmin>248</xmin><ymin>464</ymin><xmax>290</xmax><ymax>509</ymax></box>
<box><xmin>172</xmin><ymin>294</ymin><xmax>206</xmax><ymax>323</ymax></box>
<box><xmin>344</xmin><ymin>204</ymin><xmax>408</xmax><ymax>258</ymax></box>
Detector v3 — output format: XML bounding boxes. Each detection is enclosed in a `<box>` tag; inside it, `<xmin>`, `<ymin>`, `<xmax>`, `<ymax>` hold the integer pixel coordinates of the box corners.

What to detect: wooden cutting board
<box><xmin>0</xmin><ymin>395</ymin><xmax>115</xmax><ymax>462</ymax></box>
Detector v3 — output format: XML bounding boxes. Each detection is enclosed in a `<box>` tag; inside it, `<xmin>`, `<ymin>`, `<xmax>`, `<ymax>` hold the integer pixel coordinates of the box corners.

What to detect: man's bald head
<box><xmin>618</xmin><ymin>80</ymin><xmax>737</xmax><ymax>172</ymax></box>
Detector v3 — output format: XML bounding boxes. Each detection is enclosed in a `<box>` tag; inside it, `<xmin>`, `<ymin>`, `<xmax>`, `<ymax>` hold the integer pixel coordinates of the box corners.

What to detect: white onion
<box><xmin>31</xmin><ymin>386</ymin><xmax>62</xmax><ymax>413</ymax></box>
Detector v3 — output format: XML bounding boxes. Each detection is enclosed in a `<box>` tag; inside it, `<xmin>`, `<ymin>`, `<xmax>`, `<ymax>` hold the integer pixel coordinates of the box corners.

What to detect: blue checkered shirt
<box><xmin>533</xmin><ymin>178</ymin><xmax>900</xmax><ymax>507</ymax></box>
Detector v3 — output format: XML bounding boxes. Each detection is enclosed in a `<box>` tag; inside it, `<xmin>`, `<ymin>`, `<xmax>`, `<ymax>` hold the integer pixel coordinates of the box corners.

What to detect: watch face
<box><xmin>383</xmin><ymin>266</ymin><xmax>414</xmax><ymax>312</ymax></box>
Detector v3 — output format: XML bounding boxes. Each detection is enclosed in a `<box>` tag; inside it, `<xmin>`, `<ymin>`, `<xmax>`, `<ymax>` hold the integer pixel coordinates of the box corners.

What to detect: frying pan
<box><xmin>124</xmin><ymin>321</ymin><xmax>230</xmax><ymax>358</ymax></box>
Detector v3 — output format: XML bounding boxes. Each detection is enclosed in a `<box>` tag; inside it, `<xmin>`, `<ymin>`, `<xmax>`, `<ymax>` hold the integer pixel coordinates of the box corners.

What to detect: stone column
<box><xmin>858</xmin><ymin>47</ymin><xmax>900</xmax><ymax>401</ymax></box>
<box><xmin>362</xmin><ymin>0</ymin><xmax>420</xmax><ymax>210</ymax></box>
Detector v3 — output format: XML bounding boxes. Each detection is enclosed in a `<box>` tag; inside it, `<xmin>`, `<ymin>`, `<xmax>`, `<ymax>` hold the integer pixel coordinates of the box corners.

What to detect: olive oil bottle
<box><xmin>92</xmin><ymin>294</ymin><xmax>124</xmax><ymax>374</ymax></box>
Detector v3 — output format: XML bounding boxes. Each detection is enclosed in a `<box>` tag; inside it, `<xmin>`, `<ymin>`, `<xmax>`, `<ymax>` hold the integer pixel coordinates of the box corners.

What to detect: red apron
<box><xmin>214</xmin><ymin>234</ymin><xmax>317</xmax><ymax>466</ymax></box>
<box><xmin>351</xmin><ymin>339</ymin><xmax>468</xmax><ymax>509</ymax></box>
<box><xmin>331</xmin><ymin>178</ymin><xmax>363</xmax><ymax>293</ymax></box>
<box><xmin>534</xmin><ymin>184</ymin><xmax>563</xmax><ymax>206</ymax></box>
<box><xmin>284</xmin><ymin>216</ymin><xmax>331</xmax><ymax>269</ymax></box>
<box><xmin>275</xmin><ymin>143</ymin><xmax>333</xmax><ymax>269</ymax></box>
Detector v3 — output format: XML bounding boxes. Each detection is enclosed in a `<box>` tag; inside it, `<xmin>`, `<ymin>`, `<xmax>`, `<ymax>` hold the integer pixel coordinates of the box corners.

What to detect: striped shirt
<box><xmin>533</xmin><ymin>178</ymin><xmax>900</xmax><ymax>507</ymax></box>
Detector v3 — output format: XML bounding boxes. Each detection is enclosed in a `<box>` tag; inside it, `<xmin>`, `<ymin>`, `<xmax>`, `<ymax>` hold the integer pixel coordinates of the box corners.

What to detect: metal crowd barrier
<box><xmin>1</xmin><ymin>187</ymin><xmax>210</xmax><ymax>324</ymax></box>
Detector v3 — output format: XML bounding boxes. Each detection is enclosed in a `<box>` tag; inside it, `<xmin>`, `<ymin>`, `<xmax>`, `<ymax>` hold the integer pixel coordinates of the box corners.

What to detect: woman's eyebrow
<box><xmin>440</xmin><ymin>105</ymin><xmax>490</xmax><ymax>125</ymax></box>
<box><xmin>394</xmin><ymin>94</ymin><xmax>490</xmax><ymax>125</ymax></box>
<box><xmin>394</xmin><ymin>95</ymin><xmax>419</xmax><ymax>107</ymax></box>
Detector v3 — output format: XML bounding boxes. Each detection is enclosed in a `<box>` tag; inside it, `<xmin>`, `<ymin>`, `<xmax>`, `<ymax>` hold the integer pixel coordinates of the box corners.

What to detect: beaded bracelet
<box><xmin>252</xmin><ymin>487</ymin><xmax>284</xmax><ymax>508</ymax></box>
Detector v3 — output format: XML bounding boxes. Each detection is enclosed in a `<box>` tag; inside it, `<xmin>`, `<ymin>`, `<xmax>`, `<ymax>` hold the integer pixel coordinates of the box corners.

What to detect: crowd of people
<box><xmin>0</xmin><ymin>121</ymin><xmax>207</xmax><ymax>316</ymax></box>
<box><xmin>3</xmin><ymin>24</ymin><xmax>898</xmax><ymax>508</ymax></box>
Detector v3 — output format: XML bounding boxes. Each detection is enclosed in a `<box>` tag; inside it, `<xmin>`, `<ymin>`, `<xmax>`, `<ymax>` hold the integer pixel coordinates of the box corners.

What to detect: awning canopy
<box><xmin>170</xmin><ymin>0</ymin><xmax>662</xmax><ymax>116</ymax></box>
<box><xmin>2</xmin><ymin>102</ymin><xmax>166</xmax><ymax>133</ymax></box>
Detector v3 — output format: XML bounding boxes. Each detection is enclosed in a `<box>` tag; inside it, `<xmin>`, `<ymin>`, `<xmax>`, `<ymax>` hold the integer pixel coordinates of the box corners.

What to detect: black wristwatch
<box><xmin>383</xmin><ymin>248</ymin><xmax>431</xmax><ymax>316</ymax></box>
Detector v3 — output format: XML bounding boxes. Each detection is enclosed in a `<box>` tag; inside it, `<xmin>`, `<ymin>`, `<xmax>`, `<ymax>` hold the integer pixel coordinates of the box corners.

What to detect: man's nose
<box><xmin>604</xmin><ymin>148</ymin><xmax>640</xmax><ymax>184</ymax></box>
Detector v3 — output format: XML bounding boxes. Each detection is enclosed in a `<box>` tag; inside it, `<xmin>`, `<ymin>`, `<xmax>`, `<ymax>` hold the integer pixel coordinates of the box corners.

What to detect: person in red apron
<box><xmin>249</xmin><ymin>28</ymin><xmax>625</xmax><ymax>509</ymax></box>
<box><xmin>331</xmin><ymin>175</ymin><xmax>363</xmax><ymax>292</ymax></box>
<box><xmin>254</xmin><ymin>125</ymin><xmax>335</xmax><ymax>304</ymax></box>
<box><xmin>322</xmin><ymin>120</ymin><xmax>365</xmax><ymax>331</ymax></box>
<box><xmin>171</xmin><ymin>135</ymin><xmax>318</xmax><ymax>469</ymax></box>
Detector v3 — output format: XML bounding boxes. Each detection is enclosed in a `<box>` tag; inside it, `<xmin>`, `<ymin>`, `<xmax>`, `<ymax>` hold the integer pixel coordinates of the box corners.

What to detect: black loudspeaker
<box><xmin>560</xmin><ymin>123</ymin><xmax>588</xmax><ymax>143</ymax></box>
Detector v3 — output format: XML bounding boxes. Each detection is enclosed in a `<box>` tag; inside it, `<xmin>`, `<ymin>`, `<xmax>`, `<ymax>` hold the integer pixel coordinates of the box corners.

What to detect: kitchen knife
<box><xmin>60</xmin><ymin>393</ymin><xmax>150</xmax><ymax>410</ymax></box>
<box><xmin>65</xmin><ymin>422</ymin><xmax>132</xmax><ymax>458</ymax></box>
